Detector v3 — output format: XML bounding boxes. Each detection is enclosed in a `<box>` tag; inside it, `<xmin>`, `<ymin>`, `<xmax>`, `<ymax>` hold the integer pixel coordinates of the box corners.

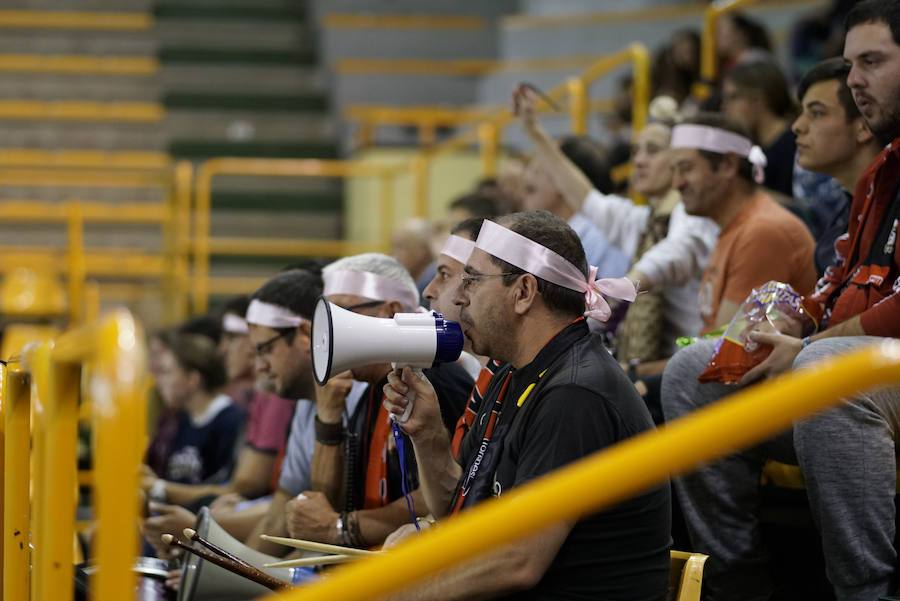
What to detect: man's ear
<box><xmin>720</xmin><ymin>153</ymin><xmax>741</xmax><ymax>179</ymax></box>
<box><xmin>294</xmin><ymin>322</ymin><xmax>312</xmax><ymax>347</ymax></box>
<box><xmin>382</xmin><ymin>300</ymin><xmax>406</xmax><ymax>317</ymax></box>
<box><xmin>855</xmin><ymin>118</ymin><xmax>875</xmax><ymax>146</ymax></box>
<box><xmin>512</xmin><ymin>274</ymin><xmax>540</xmax><ymax>316</ymax></box>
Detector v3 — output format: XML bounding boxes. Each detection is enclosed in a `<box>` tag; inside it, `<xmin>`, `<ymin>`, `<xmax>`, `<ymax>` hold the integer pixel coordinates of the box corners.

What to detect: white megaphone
<box><xmin>311</xmin><ymin>296</ymin><xmax>464</xmax><ymax>419</ymax></box>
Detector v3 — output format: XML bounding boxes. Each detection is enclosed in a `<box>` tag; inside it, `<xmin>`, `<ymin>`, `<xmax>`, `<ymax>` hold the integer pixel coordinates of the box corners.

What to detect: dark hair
<box><xmin>449</xmin><ymin>191</ymin><xmax>504</xmax><ymax>219</ymax></box>
<box><xmin>845</xmin><ymin>0</ymin><xmax>900</xmax><ymax>46</ymax></box>
<box><xmin>177</xmin><ymin>315</ymin><xmax>222</xmax><ymax>345</ymax></box>
<box><xmin>683</xmin><ymin>112</ymin><xmax>756</xmax><ymax>183</ymax></box>
<box><xmin>559</xmin><ymin>135</ymin><xmax>614</xmax><ymax>195</ymax></box>
<box><xmin>728</xmin><ymin>12</ymin><xmax>772</xmax><ymax>52</ymax></box>
<box><xmin>221</xmin><ymin>295</ymin><xmax>250</xmax><ymax>318</ymax></box>
<box><xmin>451</xmin><ymin>217</ymin><xmax>484</xmax><ymax>241</ymax></box>
<box><xmin>797</xmin><ymin>57</ymin><xmax>860</xmax><ymax>121</ymax></box>
<box><xmin>279</xmin><ymin>258</ymin><xmax>329</xmax><ymax>276</ymax></box>
<box><xmin>725</xmin><ymin>60</ymin><xmax>797</xmax><ymax>119</ymax></box>
<box><xmin>490</xmin><ymin>211</ymin><xmax>588</xmax><ymax>318</ymax></box>
<box><xmin>161</xmin><ymin>331</ymin><xmax>227</xmax><ymax>393</ymax></box>
<box><xmin>250</xmin><ymin>269</ymin><xmax>323</xmax><ymax>342</ymax></box>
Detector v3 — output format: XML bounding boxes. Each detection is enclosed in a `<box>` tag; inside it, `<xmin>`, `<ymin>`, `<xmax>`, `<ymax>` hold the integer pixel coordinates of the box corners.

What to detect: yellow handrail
<box><xmin>15</xmin><ymin>311</ymin><xmax>147</xmax><ymax>601</ymax></box>
<box><xmin>267</xmin><ymin>340</ymin><xmax>900</xmax><ymax>601</ymax></box>
<box><xmin>0</xmin><ymin>10</ymin><xmax>152</xmax><ymax>30</ymax></box>
<box><xmin>403</xmin><ymin>43</ymin><xmax>649</xmax><ymax>212</ymax></box>
<box><xmin>191</xmin><ymin>158</ymin><xmax>404</xmax><ymax>313</ymax></box>
<box><xmin>695</xmin><ymin>0</ymin><xmax>755</xmax><ymax>99</ymax></box>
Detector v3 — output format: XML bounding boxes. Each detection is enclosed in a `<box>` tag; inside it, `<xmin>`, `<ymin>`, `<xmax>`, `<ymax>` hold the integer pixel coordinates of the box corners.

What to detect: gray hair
<box><xmin>323</xmin><ymin>253</ymin><xmax>419</xmax><ymax>310</ymax></box>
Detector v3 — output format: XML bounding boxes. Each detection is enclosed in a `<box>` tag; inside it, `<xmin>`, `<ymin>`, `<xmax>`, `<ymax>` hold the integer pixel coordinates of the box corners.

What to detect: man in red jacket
<box><xmin>662</xmin><ymin>2</ymin><xmax>900</xmax><ymax>600</ymax></box>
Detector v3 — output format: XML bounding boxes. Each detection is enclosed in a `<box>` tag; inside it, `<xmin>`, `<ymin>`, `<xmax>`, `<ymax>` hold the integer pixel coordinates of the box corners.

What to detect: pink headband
<box><xmin>441</xmin><ymin>235</ymin><xmax>476</xmax><ymax>265</ymax></box>
<box><xmin>246</xmin><ymin>299</ymin><xmax>308</xmax><ymax>329</ymax></box>
<box><xmin>323</xmin><ymin>269</ymin><xmax>419</xmax><ymax>311</ymax></box>
<box><xmin>671</xmin><ymin>123</ymin><xmax>768</xmax><ymax>184</ymax></box>
<box><xmin>474</xmin><ymin>220</ymin><xmax>636</xmax><ymax>322</ymax></box>
<box><xmin>223</xmin><ymin>313</ymin><xmax>249</xmax><ymax>334</ymax></box>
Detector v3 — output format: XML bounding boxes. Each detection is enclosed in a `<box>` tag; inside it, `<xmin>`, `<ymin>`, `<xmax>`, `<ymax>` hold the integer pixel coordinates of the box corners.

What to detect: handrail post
<box><xmin>2</xmin><ymin>365</ymin><xmax>31</xmax><ymax>601</ymax></box>
<box><xmin>30</xmin><ymin>342</ymin><xmax>79</xmax><ymax>601</ymax></box>
<box><xmin>66</xmin><ymin>202</ymin><xmax>86</xmax><ymax>324</ymax></box>
<box><xmin>91</xmin><ymin>311</ymin><xmax>146</xmax><ymax>601</ymax></box>
<box><xmin>629</xmin><ymin>43</ymin><xmax>651</xmax><ymax>133</ymax></box>
<box><xmin>478</xmin><ymin>122</ymin><xmax>500</xmax><ymax>178</ymax></box>
<box><xmin>173</xmin><ymin>160</ymin><xmax>193</xmax><ymax>321</ymax></box>
<box><xmin>567</xmin><ymin>77</ymin><xmax>589</xmax><ymax>136</ymax></box>
<box><xmin>192</xmin><ymin>162</ymin><xmax>213</xmax><ymax>314</ymax></box>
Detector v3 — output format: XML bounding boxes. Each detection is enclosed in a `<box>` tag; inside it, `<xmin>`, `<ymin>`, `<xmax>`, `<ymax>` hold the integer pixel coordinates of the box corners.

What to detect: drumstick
<box><xmin>160</xmin><ymin>534</ymin><xmax>289</xmax><ymax>591</ymax></box>
<box><xmin>263</xmin><ymin>554</ymin><xmax>358</xmax><ymax>569</ymax></box>
<box><xmin>184</xmin><ymin>528</ymin><xmax>256</xmax><ymax>572</ymax></box>
<box><xmin>259</xmin><ymin>534</ymin><xmax>376</xmax><ymax>557</ymax></box>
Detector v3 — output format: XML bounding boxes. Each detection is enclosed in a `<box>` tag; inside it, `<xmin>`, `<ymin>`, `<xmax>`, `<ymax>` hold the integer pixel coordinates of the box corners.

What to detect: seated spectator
<box><xmin>382</xmin><ymin>211</ymin><xmax>670</xmax><ymax>600</ymax></box>
<box><xmin>670</xmin><ymin>113</ymin><xmax>817</xmax><ymax>331</ymax></box>
<box><xmin>652</xmin><ymin>29</ymin><xmax>701</xmax><ymax>106</ymax></box>
<box><xmin>142</xmin><ymin>332</ymin><xmax>244</xmax><ymax>499</ymax></box>
<box><xmin>716</xmin><ymin>12</ymin><xmax>774</xmax><ymax>73</ymax></box>
<box><xmin>282</xmin><ymin>253</ymin><xmax>472</xmax><ymax>549</ymax></box>
<box><xmin>662</xmin><ymin>5</ymin><xmax>900</xmax><ymax>598</ymax></box>
<box><xmin>792</xmin><ymin>57</ymin><xmax>880</xmax><ymax>275</ymax></box>
<box><xmin>515</xmin><ymin>85</ymin><xmax>718</xmax><ymax>359</ymax></box>
<box><xmin>521</xmin><ymin>132</ymin><xmax>631</xmax><ymax>278</ymax></box>
<box><xmin>391</xmin><ymin>217</ymin><xmax>435</xmax><ymax>294</ymax></box>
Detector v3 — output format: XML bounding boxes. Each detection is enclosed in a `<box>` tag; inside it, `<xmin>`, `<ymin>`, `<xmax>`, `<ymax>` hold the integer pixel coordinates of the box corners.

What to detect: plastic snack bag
<box><xmin>698</xmin><ymin>281</ymin><xmax>817</xmax><ymax>385</ymax></box>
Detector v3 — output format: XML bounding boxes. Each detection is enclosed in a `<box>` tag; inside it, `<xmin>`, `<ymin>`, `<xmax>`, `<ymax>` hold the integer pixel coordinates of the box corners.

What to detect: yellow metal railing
<box><xmin>394</xmin><ymin>43</ymin><xmax>649</xmax><ymax>216</ymax></box>
<box><xmin>268</xmin><ymin>341</ymin><xmax>900</xmax><ymax>601</ymax></box>
<box><xmin>191</xmin><ymin>158</ymin><xmax>406</xmax><ymax>313</ymax></box>
<box><xmin>0</xmin><ymin>155</ymin><xmax>192</xmax><ymax>323</ymax></box>
<box><xmin>1</xmin><ymin>310</ymin><xmax>147</xmax><ymax>601</ymax></box>
<box><xmin>694</xmin><ymin>0</ymin><xmax>755</xmax><ymax>99</ymax></box>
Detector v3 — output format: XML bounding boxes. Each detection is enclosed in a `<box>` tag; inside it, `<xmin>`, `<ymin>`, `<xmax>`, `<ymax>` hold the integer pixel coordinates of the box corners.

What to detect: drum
<box><xmin>76</xmin><ymin>556</ymin><xmax>176</xmax><ymax>601</ymax></box>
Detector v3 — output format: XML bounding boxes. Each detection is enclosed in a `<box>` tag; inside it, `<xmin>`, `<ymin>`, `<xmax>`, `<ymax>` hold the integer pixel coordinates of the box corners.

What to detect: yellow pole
<box><xmin>411</xmin><ymin>154</ymin><xmax>430</xmax><ymax>220</ymax></box>
<box><xmin>192</xmin><ymin>162</ymin><xmax>213</xmax><ymax>314</ymax></box>
<box><xmin>89</xmin><ymin>311</ymin><xmax>146</xmax><ymax>601</ymax></box>
<box><xmin>478</xmin><ymin>122</ymin><xmax>500</xmax><ymax>178</ymax></box>
<box><xmin>30</xmin><ymin>342</ymin><xmax>79</xmax><ymax>601</ymax></box>
<box><xmin>2</xmin><ymin>366</ymin><xmax>31</xmax><ymax>601</ymax></box>
<box><xmin>66</xmin><ymin>202</ymin><xmax>86</xmax><ymax>324</ymax></box>
<box><xmin>265</xmin><ymin>341</ymin><xmax>900</xmax><ymax>601</ymax></box>
<box><xmin>567</xmin><ymin>77</ymin><xmax>589</xmax><ymax>136</ymax></box>
<box><xmin>173</xmin><ymin>160</ymin><xmax>193</xmax><ymax>321</ymax></box>
<box><xmin>630</xmin><ymin>43</ymin><xmax>651</xmax><ymax>133</ymax></box>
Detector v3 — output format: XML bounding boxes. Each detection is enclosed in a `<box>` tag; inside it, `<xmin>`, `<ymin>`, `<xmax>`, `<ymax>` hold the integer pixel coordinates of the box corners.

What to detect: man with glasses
<box><xmin>381</xmin><ymin>212</ymin><xmax>671</xmax><ymax>601</ymax></box>
<box><xmin>283</xmin><ymin>253</ymin><xmax>472</xmax><ymax>549</ymax></box>
<box><xmin>241</xmin><ymin>268</ymin><xmax>367</xmax><ymax>555</ymax></box>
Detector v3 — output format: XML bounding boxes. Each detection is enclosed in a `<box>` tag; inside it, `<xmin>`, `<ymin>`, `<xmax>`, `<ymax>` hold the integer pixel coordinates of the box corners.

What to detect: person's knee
<box><xmin>661</xmin><ymin>341</ymin><xmax>715</xmax><ymax>420</ymax></box>
<box><xmin>793</xmin><ymin>336</ymin><xmax>880</xmax><ymax>371</ymax></box>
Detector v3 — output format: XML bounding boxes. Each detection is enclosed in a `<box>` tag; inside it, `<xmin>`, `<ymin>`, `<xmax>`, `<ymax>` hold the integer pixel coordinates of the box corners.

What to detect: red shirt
<box><xmin>809</xmin><ymin>138</ymin><xmax>900</xmax><ymax>336</ymax></box>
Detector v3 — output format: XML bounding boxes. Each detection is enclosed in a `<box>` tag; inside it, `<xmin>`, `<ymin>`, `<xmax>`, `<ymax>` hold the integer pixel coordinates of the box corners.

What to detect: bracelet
<box><xmin>315</xmin><ymin>415</ymin><xmax>344</xmax><ymax>446</ymax></box>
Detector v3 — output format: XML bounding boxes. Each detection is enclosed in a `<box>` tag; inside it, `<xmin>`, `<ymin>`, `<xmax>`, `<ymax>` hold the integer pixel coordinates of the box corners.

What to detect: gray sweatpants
<box><xmin>662</xmin><ymin>336</ymin><xmax>900</xmax><ymax>601</ymax></box>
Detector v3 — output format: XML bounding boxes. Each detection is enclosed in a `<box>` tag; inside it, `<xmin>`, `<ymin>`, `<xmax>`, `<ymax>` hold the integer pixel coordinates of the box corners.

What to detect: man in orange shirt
<box><xmin>670</xmin><ymin>113</ymin><xmax>817</xmax><ymax>332</ymax></box>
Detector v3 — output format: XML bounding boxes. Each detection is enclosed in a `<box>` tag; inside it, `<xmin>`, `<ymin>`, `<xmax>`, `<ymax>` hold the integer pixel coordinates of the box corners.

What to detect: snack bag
<box><xmin>698</xmin><ymin>281</ymin><xmax>817</xmax><ymax>384</ymax></box>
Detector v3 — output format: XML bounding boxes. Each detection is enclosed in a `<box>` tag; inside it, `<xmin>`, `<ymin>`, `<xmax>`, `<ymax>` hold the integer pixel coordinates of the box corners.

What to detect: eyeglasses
<box><xmin>255</xmin><ymin>329</ymin><xmax>294</xmax><ymax>356</ymax></box>
<box><xmin>460</xmin><ymin>272</ymin><xmax>520</xmax><ymax>291</ymax></box>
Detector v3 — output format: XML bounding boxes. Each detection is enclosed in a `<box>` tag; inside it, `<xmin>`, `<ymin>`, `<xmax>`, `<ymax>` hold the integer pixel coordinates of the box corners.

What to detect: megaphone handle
<box><xmin>391</xmin><ymin>363</ymin><xmax>416</xmax><ymax>424</ymax></box>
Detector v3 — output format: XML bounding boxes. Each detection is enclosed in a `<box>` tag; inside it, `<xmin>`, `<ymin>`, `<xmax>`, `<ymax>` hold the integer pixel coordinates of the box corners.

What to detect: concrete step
<box><xmin>0</xmin><ymin>31</ymin><xmax>156</xmax><ymax>56</ymax></box>
<box><xmin>0</xmin><ymin>122</ymin><xmax>166</xmax><ymax>150</ymax></box>
<box><xmin>211</xmin><ymin>209</ymin><xmax>341</xmax><ymax>239</ymax></box>
<box><xmin>0</xmin><ymin>73</ymin><xmax>159</xmax><ymax>101</ymax></box>
<box><xmin>161</xmin><ymin>63</ymin><xmax>324</xmax><ymax>95</ymax></box>
<box><xmin>320</xmin><ymin>27</ymin><xmax>496</xmax><ymax>63</ymax></box>
<box><xmin>155</xmin><ymin>20</ymin><xmax>313</xmax><ymax>53</ymax></box>
<box><xmin>169</xmin><ymin>139</ymin><xmax>338</xmax><ymax>160</ymax></box>
<box><xmin>309</xmin><ymin>0</ymin><xmax>517</xmax><ymax>19</ymax></box>
<box><xmin>153</xmin><ymin>1</ymin><xmax>305</xmax><ymax>20</ymax></box>
<box><xmin>166</xmin><ymin>109</ymin><xmax>334</xmax><ymax>144</ymax></box>
<box><xmin>0</xmin><ymin>0</ymin><xmax>152</xmax><ymax>10</ymax></box>
<box><xmin>0</xmin><ymin>185</ymin><xmax>165</xmax><ymax>202</ymax></box>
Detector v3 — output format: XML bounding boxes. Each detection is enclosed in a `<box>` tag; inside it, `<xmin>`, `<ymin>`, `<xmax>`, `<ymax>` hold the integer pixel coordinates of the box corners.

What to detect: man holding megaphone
<box><xmin>382</xmin><ymin>211</ymin><xmax>672</xmax><ymax>601</ymax></box>
<box><xmin>285</xmin><ymin>254</ymin><xmax>473</xmax><ymax>550</ymax></box>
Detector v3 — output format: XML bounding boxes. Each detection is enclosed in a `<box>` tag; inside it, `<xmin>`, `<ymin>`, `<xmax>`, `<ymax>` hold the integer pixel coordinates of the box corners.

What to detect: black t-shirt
<box><xmin>460</xmin><ymin>322</ymin><xmax>671</xmax><ymax>601</ymax></box>
<box><xmin>764</xmin><ymin>128</ymin><xmax>797</xmax><ymax>198</ymax></box>
<box><xmin>346</xmin><ymin>361</ymin><xmax>473</xmax><ymax>511</ymax></box>
<box><xmin>163</xmin><ymin>395</ymin><xmax>245</xmax><ymax>485</ymax></box>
